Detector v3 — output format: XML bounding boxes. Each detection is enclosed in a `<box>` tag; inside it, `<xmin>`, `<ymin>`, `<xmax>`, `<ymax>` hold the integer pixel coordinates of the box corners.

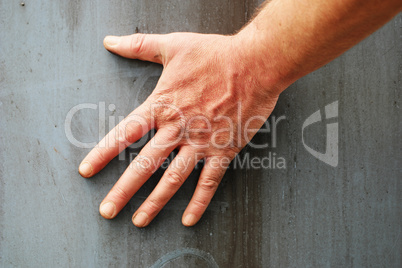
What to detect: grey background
<box><xmin>0</xmin><ymin>0</ymin><xmax>401</xmax><ymax>267</ymax></box>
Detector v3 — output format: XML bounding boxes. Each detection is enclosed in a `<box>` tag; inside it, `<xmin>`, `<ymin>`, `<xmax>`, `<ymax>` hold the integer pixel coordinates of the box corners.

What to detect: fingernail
<box><xmin>100</xmin><ymin>202</ymin><xmax>116</xmax><ymax>219</ymax></box>
<box><xmin>183</xmin><ymin>213</ymin><xmax>197</xmax><ymax>226</ymax></box>
<box><xmin>79</xmin><ymin>161</ymin><xmax>93</xmax><ymax>177</ymax></box>
<box><xmin>133</xmin><ymin>212</ymin><xmax>149</xmax><ymax>227</ymax></box>
<box><xmin>104</xmin><ymin>36</ymin><xmax>120</xmax><ymax>47</ymax></box>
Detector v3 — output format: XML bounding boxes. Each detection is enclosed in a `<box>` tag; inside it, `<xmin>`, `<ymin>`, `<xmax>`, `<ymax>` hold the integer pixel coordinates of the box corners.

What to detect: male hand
<box><xmin>78</xmin><ymin>32</ymin><xmax>280</xmax><ymax>227</ymax></box>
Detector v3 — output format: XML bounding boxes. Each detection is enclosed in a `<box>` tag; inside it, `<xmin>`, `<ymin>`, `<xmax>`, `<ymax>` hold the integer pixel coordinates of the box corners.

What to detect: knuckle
<box><xmin>131</xmin><ymin>33</ymin><xmax>146</xmax><ymax>55</ymax></box>
<box><xmin>131</xmin><ymin>156</ymin><xmax>153</xmax><ymax>176</ymax></box>
<box><xmin>151</xmin><ymin>92</ymin><xmax>173</xmax><ymax>105</ymax></box>
<box><xmin>192</xmin><ymin>198</ymin><xmax>208</xmax><ymax>209</ymax></box>
<box><xmin>150</xmin><ymin>94</ymin><xmax>186</xmax><ymax>126</ymax></box>
<box><xmin>164</xmin><ymin>125</ymin><xmax>182</xmax><ymax>136</ymax></box>
<box><xmin>92</xmin><ymin>147</ymin><xmax>107</xmax><ymax>163</ymax></box>
<box><xmin>123</xmin><ymin>121</ymin><xmax>139</xmax><ymax>143</ymax></box>
<box><xmin>164</xmin><ymin>169</ymin><xmax>186</xmax><ymax>188</ymax></box>
<box><xmin>161</xmin><ymin>126</ymin><xmax>183</xmax><ymax>144</ymax></box>
<box><xmin>146</xmin><ymin>198</ymin><xmax>163</xmax><ymax>212</ymax></box>
<box><xmin>198</xmin><ymin>176</ymin><xmax>220</xmax><ymax>192</ymax></box>
<box><xmin>112</xmin><ymin>184</ymin><xmax>131</xmax><ymax>201</ymax></box>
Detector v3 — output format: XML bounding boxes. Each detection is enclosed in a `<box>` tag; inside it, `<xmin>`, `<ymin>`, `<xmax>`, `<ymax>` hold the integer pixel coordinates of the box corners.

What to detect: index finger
<box><xmin>78</xmin><ymin>102</ymin><xmax>152</xmax><ymax>178</ymax></box>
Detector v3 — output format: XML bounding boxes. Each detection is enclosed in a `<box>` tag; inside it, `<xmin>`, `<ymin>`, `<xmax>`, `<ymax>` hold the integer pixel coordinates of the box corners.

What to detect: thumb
<box><xmin>104</xmin><ymin>34</ymin><xmax>166</xmax><ymax>64</ymax></box>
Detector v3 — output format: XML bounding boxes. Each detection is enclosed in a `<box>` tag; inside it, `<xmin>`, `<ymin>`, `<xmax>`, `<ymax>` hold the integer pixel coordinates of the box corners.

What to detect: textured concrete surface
<box><xmin>0</xmin><ymin>1</ymin><xmax>401</xmax><ymax>267</ymax></box>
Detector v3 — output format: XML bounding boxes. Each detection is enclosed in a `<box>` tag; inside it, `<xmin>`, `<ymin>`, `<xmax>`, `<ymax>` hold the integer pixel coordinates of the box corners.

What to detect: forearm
<box><xmin>235</xmin><ymin>0</ymin><xmax>402</xmax><ymax>92</ymax></box>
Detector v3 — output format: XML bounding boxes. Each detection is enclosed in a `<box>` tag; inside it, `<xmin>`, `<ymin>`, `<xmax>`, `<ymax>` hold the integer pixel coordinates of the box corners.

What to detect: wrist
<box><xmin>232</xmin><ymin>19</ymin><xmax>299</xmax><ymax>95</ymax></box>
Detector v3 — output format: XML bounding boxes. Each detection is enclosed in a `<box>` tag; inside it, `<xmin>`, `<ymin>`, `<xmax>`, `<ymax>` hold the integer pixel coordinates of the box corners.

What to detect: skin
<box><xmin>79</xmin><ymin>0</ymin><xmax>402</xmax><ymax>227</ymax></box>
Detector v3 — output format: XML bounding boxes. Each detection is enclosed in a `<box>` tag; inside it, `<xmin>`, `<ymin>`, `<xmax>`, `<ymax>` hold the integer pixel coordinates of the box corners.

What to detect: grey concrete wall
<box><xmin>0</xmin><ymin>0</ymin><xmax>400</xmax><ymax>267</ymax></box>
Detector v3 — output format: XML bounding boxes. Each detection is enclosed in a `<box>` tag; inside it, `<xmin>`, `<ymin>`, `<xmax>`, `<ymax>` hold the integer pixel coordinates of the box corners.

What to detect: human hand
<box><xmin>79</xmin><ymin>32</ymin><xmax>282</xmax><ymax>227</ymax></box>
